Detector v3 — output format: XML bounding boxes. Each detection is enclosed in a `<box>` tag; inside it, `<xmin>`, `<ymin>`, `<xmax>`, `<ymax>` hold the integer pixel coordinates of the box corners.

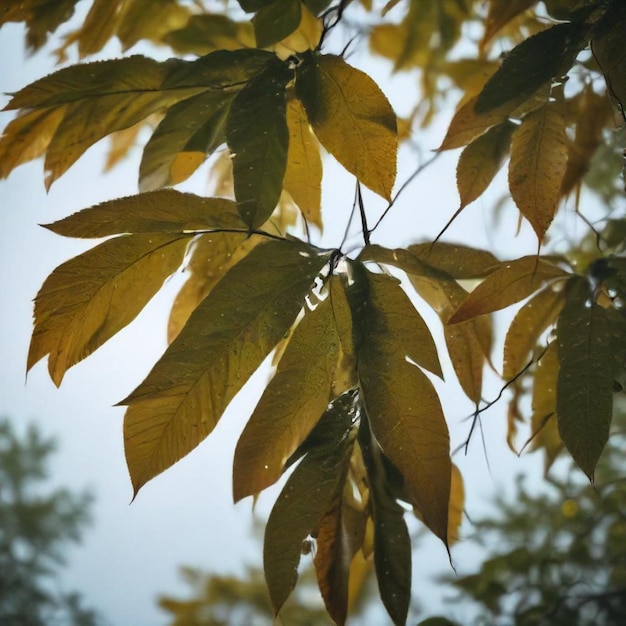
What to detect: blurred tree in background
<box><xmin>0</xmin><ymin>417</ymin><xmax>104</xmax><ymax>626</ymax></box>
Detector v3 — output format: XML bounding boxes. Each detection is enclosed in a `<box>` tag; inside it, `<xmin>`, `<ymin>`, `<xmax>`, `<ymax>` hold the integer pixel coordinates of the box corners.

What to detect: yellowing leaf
<box><xmin>264</xmin><ymin>391</ymin><xmax>356</xmax><ymax>615</ymax></box>
<box><xmin>447</xmin><ymin>464</ymin><xmax>464</xmax><ymax>545</ymax></box>
<box><xmin>502</xmin><ymin>285</ymin><xmax>564</xmax><ymax>380</ymax></box>
<box><xmin>274</xmin><ymin>3</ymin><xmax>322</xmax><ymax>57</ymax></box>
<box><xmin>448</xmin><ymin>256</ymin><xmax>570</xmax><ymax>324</ymax></box>
<box><xmin>297</xmin><ymin>53</ymin><xmax>397</xmax><ymax>200</ymax></box>
<box><xmin>44</xmin><ymin>190</ymin><xmax>245</xmax><ymax>238</ymax></box>
<box><xmin>556</xmin><ymin>277</ymin><xmax>613</xmax><ymax>480</ymax></box>
<box><xmin>408</xmin><ymin>242</ymin><xmax>499</xmax><ymax>279</ymax></box>
<box><xmin>283</xmin><ymin>98</ymin><xmax>323</xmax><ymax>230</ymax></box>
<box><xmin>28</xmin><ymin>233</ymin><xmax>191</xmax><ymax>386</ymax></box>
<box><xmin>456</xmin><ymin>120</ymin><xmax>515</xmax><ymax>209</ymax></box>
<box><xmin>227</xmin><ymin>58</ymin><xmax>292</xmax><ymax>228</ymax></box>
<box><xmin>349</xmin><ymin>263</ymin><xmax>450</xmax><ymax>543</ymax></box>
<box><xmin>122</xmin><ymin>240</ymin><xmax>332</xmax><ymax>495</ymax></box>
<box><xmin>233</xmin><ymin>277</ymin><xmax>351</xmax><ymax>501</ymax></box>
<box><xmin>509</xmin><ymin>103</ymin><xmax>569</xmax><ymax>240</ymax></box>
<box><xmin>104</xmin><ymin>121</ymin><xmax>145</xmax><ymax>172</ymax></box>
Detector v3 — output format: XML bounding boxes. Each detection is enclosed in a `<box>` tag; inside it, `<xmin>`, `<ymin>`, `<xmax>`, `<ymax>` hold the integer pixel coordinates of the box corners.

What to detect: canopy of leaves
<box><xmin>3</xmin><ymin>0</ymin><xmax>626</xmax><ymax>624</ymax></box>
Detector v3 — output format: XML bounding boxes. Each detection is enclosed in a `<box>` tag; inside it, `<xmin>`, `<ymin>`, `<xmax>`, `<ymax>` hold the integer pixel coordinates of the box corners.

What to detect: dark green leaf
<box><xmin>253</xmin><ymin>0</ymin><xmax>301</xmax><ymax>48</ymax></box>
<box><xmin>557</xmin><ymin>277</ymin><xmax>613</xmax><ymax>480</ymax></box>
<box><xmin>475</xmin><ymin>22</ymin><xmax>587</xmax><ymax>113</ymax></box>
<box><xmin>227</xmin><ymin>57</ymin><xmax>292</xmax><ymax>228</ymax></box>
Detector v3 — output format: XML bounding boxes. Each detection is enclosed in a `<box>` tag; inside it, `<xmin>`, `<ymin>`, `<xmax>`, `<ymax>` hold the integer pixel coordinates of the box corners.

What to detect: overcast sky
<box><xmin>0</xmin><ymin>10</ymin><xmax>550</xmax><ymax>625</ymax></box>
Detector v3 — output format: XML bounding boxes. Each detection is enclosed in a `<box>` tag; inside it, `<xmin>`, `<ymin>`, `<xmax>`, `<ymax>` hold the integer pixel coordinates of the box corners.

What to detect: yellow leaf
<box><xmin>104</xmin><ymin>121</ymin><xmax>145</xmax><ymax>172</ymax></box>
<box><xmin>274</xmin><ymin>3</ymin><xmax>323</xmax><ymax>57</ymax></box>
<box><xmin>283</xmin><ymin>98</ymin><xmax>323</xmax><ymax>230</ymax></box>
<box><xmin>509</xmin><ymin>103</ymin><xmax>568</xmax><ymax>241</ymax></box>
<box><xmin>233</xmin><ymin>277</ymin><xmax>351</xmax><ymax>501</ymax></box>
<box><xmin>481</xmin><ymin>0</ymin><xmax>537</xmax><ymax>49</ymax></box>
<box><xmin>448</xmin><ymin>256</ymin><xmax>570</xmax><ymax>324</ymax></box>
<box><xmin>447</xmin><ymin>464</ymin><xmax>464</xmax><ymax>545</ymax></box>
<box><xmin>122</xmin><ymin>240</ymin><xmax>332</xmax><ymax>495</ymax></box>
<box><xmin>502</xmin><ymin>285</ymin><xmax>564</xmax><ymax>380</ymax></box>
<box><xmin>297</xmin><ymin>53</ymin><xmax>397</xmax><ymax>200</ymax></box>
<box><xmin>28</xmin><ymin>233</ymin><xmax>191</xmax><ymax>386</ymax></box>
<box><xmin>456</xmin><ymin>120</ymin><xmax>515</xmax><ymax>209</ymax></box>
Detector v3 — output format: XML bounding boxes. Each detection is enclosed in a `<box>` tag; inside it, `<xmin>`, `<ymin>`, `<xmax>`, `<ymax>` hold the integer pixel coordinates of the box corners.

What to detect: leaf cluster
<box><xmin>3</xmin><ymin>0</ymin><xmax>626</xmax><ymax>623</ymax></box>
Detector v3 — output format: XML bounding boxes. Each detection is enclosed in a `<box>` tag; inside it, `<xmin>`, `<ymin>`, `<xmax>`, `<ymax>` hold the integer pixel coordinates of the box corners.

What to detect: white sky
<box><xmin>0</xmin><ymin>9</ymin><xmax>553</xmax><ymax>625</ymax></box>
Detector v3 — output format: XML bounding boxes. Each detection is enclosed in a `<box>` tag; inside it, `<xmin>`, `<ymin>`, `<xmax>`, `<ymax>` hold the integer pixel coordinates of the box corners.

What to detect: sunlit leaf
<box><xmin>283</xmin><ymin>98</ymin><xmax>323</xmax><ymax>230</ymax></box>
<box><xmin>233</xmin><ymin>277</ymin><xmax>352</xmax><ymax>501</ymax></box>
<box><xmin>104</xmin><ymin>121</ymin><xmax>145</xmax><ymax>171</ymax></box>
<box><xmin>509</xmin><ymin>103</ymin><xmax>569</xmax><ymax>241</ymax></box>
<box><xmin>227</xmin><ymin>57</ymin><xmax>292</xmax><ymax>228</ymax></box>
<box><xmin>122</xmin><ymin>240</ymin><xmax>331</xmax><ymax>495</ymax></box>
<box><xmin>349</xmin><ymin>263</ymin><xmax>450</xmax><ymax>543</ymax></box>
<box><xmin>449</xmin><ymin>256</ymin><xmax>570</xmax><ymax>324</ymax></box>
<box><xmin>297</xmin><ymin>53</ymin><xmax>397</xmax><ymax>200</ymax></box>
<box><xmin>447</xmin><ymin>464</ymin><xmax>464</xmax><ymax>545</ymax></box>
<box><xmin>264</xmin><ymin>391</ymin><xmax>357</xmax><ymax>615</ymax></box>
<box><xmin>407</xmin><ymin>242</ymin><xmax>499</xmax><ymax>279</ymax></box>
<box><xmin>44</xmin><ymin>190</ymin><xmax>245</xmax><ymax>238</ymax></box>
<box><xmin>252</xmin><ymin>0</ymin><xmax>301</xmax><ymax>48</ymax></box>
<box><xmin>592</xmin><ymin>2</ymin><xmax>626</xmax><ymax>119</ymax></box>
<box><xmin>28</xmin><ymin>233</ymin><xmax>191</xmax><ymax>386</ymax></box>
<box><xmin>475</xmin><ymin>22</ymin><xmax>586</xmax><ymax>113</ymax></box>
<box><xmin>503</xmin><ymin>285</ymin><xmax>564</xmax><ymax>380</ymax></box>
<box><xmin>456</xmin><ymin>120</ymin><xmax>515</xmax><ymax>209</ymax></box>
<box><xmin>557</xmin><ymin>277</ymin><xmax>613</xmax><ymax>480</ymax></box>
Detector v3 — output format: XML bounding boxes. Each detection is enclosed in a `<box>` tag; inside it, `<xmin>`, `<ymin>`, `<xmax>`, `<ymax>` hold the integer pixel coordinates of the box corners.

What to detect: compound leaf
<box><xmin>122</xmin><ymin>239</ymin><xmax>332</xmax><ymax>495</ymax></box>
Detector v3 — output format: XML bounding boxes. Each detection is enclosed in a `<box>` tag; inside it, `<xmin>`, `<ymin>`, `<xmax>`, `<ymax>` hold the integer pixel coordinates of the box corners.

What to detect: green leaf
<box><xmin>122</xmin><ymin>239</ymin><xmax>331</xmax><ymax>495</ymax></box>
<box><xmin>503</xmin><ymin>285</ymin><xmax>564</xmax><ymax>380</ymax></box>
<box><xmin>349</xmin><ymin>263</ymin><xmax>451</xmax><ymax>543</ymax></box>
<box><xmin>509</xmin><ymin>103</ymin><xmax>569</xmax><ymax>241</ymax></box>
<box><xmin>407</xmin><ymin>242</ymin><xmax>500</xmax><ymax>279</ymax></box>
<box><xmin>28</xmin><ymin>233</ymin><xmax>191</xmax><ymax>386</ymax></box>
<box><xmin>43</xmin><ymin>190</ymin><xmax>246</xmax><ymax>237</ymax></box>
<box><xmin>475</xmin><ymin>22</ymin><xmax>586</xmax><ymax>113</ymax></box>
<box><xmin>557</xmin><ymin>277</ymin><xmax>614</xmax><ymax>480</ymax></box>
<box><xmin>227</xmin><ymin>57</ymin><xmax>292</xmax><ymax>229</ymax></box>
<box><xmin>139</xmin><ymin>91</ymin><xmax>234</xmax><ymax>191</ymax></box>
<box><xmin>263</xmin><ymin>391</ymin><xmax>357</xmax><ymax>615</ymax></box>
<box><xmin>252</xmin><ymin>0</ymin><xmax>301</xmax><ymax>48</ymax></box>
<box><xmin>456</xmin><ymin>120</ymin><xmax>515</xmax><ymax>210</ymax></box>
<box><xmin>297</xmin><ymin>53</ymin><xmax>397</xmax><ymax>200</ymax></box>
<box><xmin>448</xmin><ymin>256</ymin><xmax>570</xmax><ymax>324</ymax></box>
<box><xmin>359</xmin><ymin>419</ymin><xmax>411</xmax><ymax>626</ymax></box>
<box><xmin>233</xmin><ymin>276</ymin><xmax>352</xmax><ymax>501</ymax></box>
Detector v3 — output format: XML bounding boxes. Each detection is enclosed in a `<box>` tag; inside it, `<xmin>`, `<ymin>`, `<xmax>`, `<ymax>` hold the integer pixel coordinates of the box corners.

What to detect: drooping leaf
<box><xmin>297</xmin><ymin>53</ymin><xmax>397</xmax><ymax>200</ymax></box>
<box><xmin>139</xmin><ymin>91</ymin><xmax>235</xmax><ymax>191</ymax></box>
<box><xmin>227</xmin><ymin>57</ymin><xmax>292</xmax><ymax>229</ymax></box>
<box><xmin>592</xmin><ymin>1</ymin><xmax>626</xmax><ymax>120</ymax></box>
<box><xmin>122</xmin><ymin>239</ymin><xmax>332</xmax><ymax>495</ymax></box>
<box><xmin>475</xmin><ymin>22</ymin><xmax>587</xmax><ymax>113</ymax></box>
<box><xmin>556</xmin><ymin>277</ymin><xmax>613</xmax><ymax>480</ymax></box>
<box><xmin>502</xmin><ymin>285</ymin><xmax>564</xmax><ymax>380</ymax></box>
<box><xmin>233</xmin><ymin>277</ymin><xmax>352</xmax><ymax>501</ymax></box>
<box><xmin>349</xmin><ymin>263</ymin><xmax>451</xmax><ymax>543</ymax></box>
<box><xmin>252</xmin><ymin>0</ymin><xmax>301</xmax><ymax>48</ymax></box>
<box><xmin>456</xmin><ymin>120</ymin><xmax>515</xmax><ymax>209</ymax></box>
<box><xmin>314</xmin><ymin>478</ymin><xmax>367</xmax><ymax>626</ymax></box>
<box><xmin>448</xmin><ymin>256</ymin><xmax>570</xmax><ymax>324</ymax></box>
<box><xmin>529</xmin><ymin>340</ymin><xmax>563</xmax><ymax>473</ymax></box>
<box><xmin>481</xmin><ymin>0</ymin><xmax>536</xmax><ymax>48</ymax></box>
<box><xmin>509</xmin><ymin>103</ymin><xmax>569</xmax><ymax>241</ymax></box>
<box><xmin>263</xmin><ymin>391</ymin><xmax>357</xmax><ymax>615</ymax></box>
<box><xmin>43</xmin><ymin>190</ymin><xmax>246</xmax><ymax>238</ymax></box>
<box><xmin>283</xmin><ymin>98</ymin><xmax>323</xmax><ymax>230</ymax></box>
<box><xmin>28</xmin><ymin>233</ymin><xmax>191</xmax><ymax>386</ymax></box>
<box><xmin>359</xmin><ymin>418</ymin><xmax>411</xmax><ymax>626</ymax></box>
